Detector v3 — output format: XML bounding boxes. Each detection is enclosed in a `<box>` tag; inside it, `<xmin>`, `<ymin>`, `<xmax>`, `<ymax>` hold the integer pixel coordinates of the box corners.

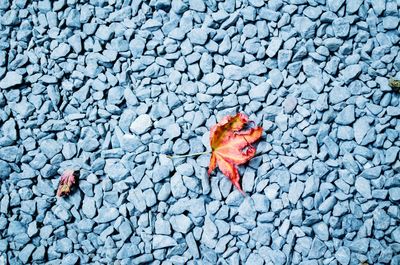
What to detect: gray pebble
<box><xmin>318</xmin><ymin>196</ymin><xmax>336</xmax><ymax>214</ymax></box>
<box><xmin>392</xmin><ymin>226</ymin><xmax>400</xmax><ymax>243</ymax></box>
<box><xmin>327</xmin><ymin>0</ymin><xmax>345</xmax><ymax>12</ymax></box>
<box><xmin>50</xmin><ymin>43</ymin><xmax>70</xmax><ymax>60</ymax></box>
<box><xmin>333</xmin><ymin>18</ymin><xmax>350</xmax><ymax>38</ymax></box>
<box><xmin>55</xmin><ymin>238</ymin><xmax>73</xmax><ymax>253</ymax></box>
<box><xmin>266</xmin><ymin>37</ymin><xmax>282</xmax><ymax>57</ymax></box>
<box><xmin>129</xmin><ymin>37</ymin><xmax>146</xmax><ymax>58</ymax></box>
<box><xmin>389</xmin><ymin>188</ymin><xmax>400</xmax><ymax>201</ymax></box>
<box><xmin>156</xmin><ymin>217</ymin><xmax>171</xmax><ymax>235</ymax></box>
<box><xmin>228</xmin><ymin>51</ymin><xmax>244</xmax><ymax>66</ymax></box>
<box><xmin>329</xmin><ymin>86</ymin><xmax>351</xmax><ymax>104</ymax></box>
<box><xmin>32</xmin><ymin>246</ymin><xmax>45</xmax><ymax>261</ymax></box>
<box><xmin>312</xmin><ymin>222</ymin><xmax>329</xmax><ymax>241</ymax></box>
<box><xmin>104</xmin><ymin>162</ymin><xmax>129</xmax><ymax>182</ymax></box>
<box><xmin>18</xmin><ymin>244</ymin><xmax>35</xmax><ymax>263</ymax></box>
<box><xmin>187</xmin><ymin>28</ymin><xmax>208</xmax><ymax>45</ymax></box>
<box><xmin>355</xmin><ymin>177</ymin><xmax>372</xmax><ymax>199</ymax></box>
<box><xmin>335</xmin><ymin>246</ymin><xmax>350</xmax><ymax>265</ymax></box>
<box><xmin>61</xmin><ymin>254</ymin><xmax>79</xmax><ymax>265</ymax></box>
<box><xmin>348</xmin><ymin>238</ymin><xmax>369</xmax><ymax>254</ymax></box>
<box><xmin>95</xmin><ymin>25</ymin><xmax>113</xmax><ymax>41</ymax></box>
<box><xmin>94</xmin><ymin>207</ymin><xmax>119</xmax><ymax>223</ymax></box>
<box><xmin>0</xmin><ymin>71</ymin><xmax>23</xmax><ymax>89</ymax></box>
<box><xmin>238</xmin><ymin>197</ymin><xmax>257</xmax><ymax>221</ymax></box>
<box><xmin>373</xmin><ymin>209</ymin><xmax>390</xmax><ymax>230</ymax></box>
<box><xmin>130</xmin><ymin>114</ymin><xmax>153</xmax><ymax>135</ymax></box>
<box><xmin>249</xmin><ymin>83</ymin><xmax>270</xmax><ymax>101</ymax></box>
<box><xmin>117</xmin><ymin>244</ymin><xmax>140</xmax><ymax>259</ymax></box>
<box><xmin>359</xmin><ymin>166</ymin><xmax>381</xmax><ymax>179</ymax></box>
<box><xmin>308</xmin><ymin>238</ymin><xmax>326</xmax><ymax>259</ymax></box>
<box><xmin>82</xmin><ymin>197</ymin><xmax>96</xmax><ymax>219</ymax></box>
<box><xmin>153</xmin><ymin>235</ymin><xmax>177</xmax><ymax>249</ymax></box>
<box><xmin>278</xmin><ymin>50</ymin><xmax>292</xmax><ymax>70</ymax></box>
<box><xmin>288</xmin><ymin>181</ymin><xmax>304</xmax><ymax>204</ymax></box>
<box><xmin>269</xmin><ymin>69</ymin><xmax>283</xmax><ymax>88</ymax></box>
<box><xmin>170</xmin><ymin>214</ymin><xmax>194</xmax><ymax>233</ymax></box>
<box><xmin>283</xmin><ymin>95</ymin><xmax>297</xmax><ymax>113</ymax></box>
<box><xmin>293</xmin><ymin>17</ymin><xmax>316</xmax><ymax>39</ymax></box>
<box><xmin>335</xmin><ymin>105</ymin><xmax>355</xmax><ymax>125</ymax></box>
<box><xmin>341</xmin><ymin>64</ymin><xmax>361</xmax><ymax>84</ymax></box>
<box><xmin>223</xmin><ymin>65</ymin><xmax>248</xmax><ymax>80</ymax></box>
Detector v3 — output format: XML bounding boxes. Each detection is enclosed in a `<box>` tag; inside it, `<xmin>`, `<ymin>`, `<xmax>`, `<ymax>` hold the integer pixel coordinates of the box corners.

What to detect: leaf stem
<box><xmin>166</xmin><ymin>151</ymin><xmax>211</xmax><ymax>159</ymax></box>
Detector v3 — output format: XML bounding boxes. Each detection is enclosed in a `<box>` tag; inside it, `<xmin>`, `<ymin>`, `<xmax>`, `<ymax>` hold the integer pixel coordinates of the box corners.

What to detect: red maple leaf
<box><xmin>57</xmin><ymin>170</ymin><xmax>77</xmax><ymax>197</ymax></box>
<box><xmin>208</xmin><ymin>113</ymin><xmax>263</xmax><ymax>193</ymax></box>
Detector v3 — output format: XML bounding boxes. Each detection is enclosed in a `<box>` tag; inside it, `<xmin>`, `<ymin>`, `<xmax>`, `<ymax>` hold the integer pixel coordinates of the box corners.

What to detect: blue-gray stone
<box><xmin>153</xmin><ymin>235</ymin><xmax>177</xmax><ymax>249</ymax></box>
<box><xmin>56</xmin><ymin>238</ymin><xmax>73</xmax><ymax>253</ymax></box>
<box><xmin>238</xmin><ymin>197</ymin><xmax>257</xmax><ymax>221</ymax></box>
<box><xmin>359</xmin><ymin>166</ymin><xmax>381</xmax><ymax>180</ymax></box>
<box><xmin>341</xmin><ymin>64</ymin><xmax>361</xmax><ymax>84</ymax></box>
<box><xmin>245</xmin><ymin>253</ymin><xmax>264</xmax><ymax>265</ymax></box>
<box><xmin>290</xmin><ymin>209</ymin><xmax>303</xmax><ymax>226</ymax></box>
<box><xmin>249</xmin><ymin>83</ymin><xmax>269</xmax><ymax>101</ymax></box>
<box><xmin>0</xmin><ymin>71</ymin><xmax>23</xmax><ymax>89</ymax></box>
<box><xmin>327</xmin><ymin>0</ymin><xmax>345</xmax><ymax>12</ymax></box>
<box><xmin>82</xmin><ymin>197</ymin><xmax>96</xmax><ymax>219</ymax></box>
<box><xmin>260</xmin><ymin>247</ymin><xmax>286</xmax><ymax>265</ymax></box>
<box><xmin>104</xmin><ymin>162</ymin><xmax>129</xmax><ymax>181</ymax></box>
<box><xmin>130</xmin><ymin>114</ymin><xmax>153</xmax><ymax>135</ymax></box>
<box><xmin>189</xmin><ymin>0</ymin><xmax>206</xmax><ymax>11</ymax></box>
<box><xmin>228</xmin><ymin>51</ymin><xmax>244</xmax><ymax>66</ymax></box>
<box><xmin>223</xmin><ymin>65</ymin><xmax>248</xmax><ymax>80</ymax></box>
<box><xmin>288</xmin><ymin>181</ymin><xmax>304</xmax><ymax>204</ymax></box>
<box><xmin>50</xmin><ymin>43</ymin><xmax>70</xmax><ymax>60</ymax></box>
<box><xmin>353</xmin><ymin>117</ymin><xmax>372</xmax><ymax>144</ymax></box>
<box><xmin>129</xmin><ymin>37</ymin><xmax>146</xmax><ymax>58</ymax></box>
<box><xmin>389</xmin><ymin>188</ymin><xmax>400</xmax><ymax>201</ymax></box>
<box><xmin>94</xmin><ymin>207</ymin><xmax>119</xmax><ymax>223</ymax></box>
<box><xmin>278</xmin><ymin>50</ymin><xmax>293</xmax><ymax>70</ymax></box>
<box><xmin>373</xmin><ymin>209</ymin><xmax>390</xmax><ymax>230</ymax></box>
<box><xmin>392</xmin><ymin>226</ymin><xmax>400</xmax><ymax>243</ymax></box>
<box><xmin>96</xmin><ymin>25</ymin><xmax>114</xmax><ymax>41</ymax></box>
<box><xmin>40</xmin><ymin>139</ymin><xmax>62</xmax><ymax>159</ymax></box>
<box><xmin>293</xmin><ymin>17</ymin><xmax>316</xmax><ymax>38</ymax></box>
<box><xmin>269</xmin><ymin>69</ymin><xmax>283</xmax><ymax>88</ymax></box>
<box><xmin>170</xmin><ymin>214</ymin><xmax>193</xmax><ymax>233</ymax></box>
<box><xmin>266</xmin><ymin>37</ymin><xmax>282</xmax><ymax>57</ymax></box>
<box><xmin>61</xmin><ymin>254</ymin><xmax>79</xmax><ymax>265</ymax></box>
<box><xmin>248</xmin><ymin>61</ymin><xmax>267</xmax><ymax>75</ymax></box>
<box><xmin>371</xmin><ymin>0</ymin><xmax>386</xmax><ymax>15</ymax></box>
<box><xmin>19</xmin><ymin>244</ymin><xmax>35</xmax><ymax>263</ymax></box>
<box><xmin>308</xmin><ymin>238</ymin><xmax>326</xmax><ymax>259</ymax></box>
<box><xmin>187</xmin><ymin>28</ymin><xmax>208</xmax><ymax>45</ymax></box>
<box><xmin>355</xmin><ymin>177</ymin><xmax>372</xmax><ymax>199</ymax></box>
<box><xmin>13</xmin><ymin>98</ymin><xmax>35</xmax><ymax>119</ymax></box>
<box><xmin>333</xmin><ymin>18</ymin><xmax>350</xmax><ymax>38</ymax></box>
<box><xmin>329</xmin><ymin>86</ymin><xmax>351</xmax><ymax>104</ymax></box>
<box><xmin>318</xmin><ymin>196</ymin><xmax>336</xmax><ymax>214</ymax></box>
<box><xmin>32</xmin><ymin>245</ymin><xmax>45</xmax><ymax>261</ymax></box>
<box><xmin>312</xmin><ymin>222</ymin><xmax>329</xmax><ymax>241</ymax></box>
<box><xmin>117</xmin><ymin>243</ymin><xmax>140</xmax><ymax>259</ymax></box>
<box><xmin>335</xmin><ymin>105</ymin><xmax>355</xmax><ymax>125</ymax></box>
<box><xmin>0</xmin><ymin>160</ymin><xmax>11</xmax><ymax>180</ymax></box>
<box><xmin>349</xmin><ymin>238</ymin><xmax>369</xmax><ymax>254</ymax></box>
<box><xmin>335</xmin><ymin>246</ymin><xmax>350</xmax><ymax>265</ymax></box>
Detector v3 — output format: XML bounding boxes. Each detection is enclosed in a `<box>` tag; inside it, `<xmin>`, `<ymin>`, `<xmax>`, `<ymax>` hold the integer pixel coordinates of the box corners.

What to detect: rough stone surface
<box><xmin>0</xmin><ymin>1</ymin><xmax>398</xmax><ymax>264</ymax></box>
<box><xmin>0</xmin><ymin>71</ymin><xmax>23</xmax><ymax>89</ymax></box>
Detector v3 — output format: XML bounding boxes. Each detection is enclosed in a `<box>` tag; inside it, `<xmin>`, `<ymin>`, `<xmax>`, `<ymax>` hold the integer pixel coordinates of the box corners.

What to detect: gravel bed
<box><xmin>0</xmin><ymin>0</ymin><xmax>400</xmax><ymax>264</ymax></box>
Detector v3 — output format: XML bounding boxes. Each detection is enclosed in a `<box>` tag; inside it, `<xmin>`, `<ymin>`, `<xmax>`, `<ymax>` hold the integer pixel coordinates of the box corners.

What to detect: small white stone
<box><xmin>0</xmin><ymin>71</ymin><xmax>23</xmax><ymax>89</ymax></box>
<box><xmin>130</xmin><ymin>114</ymin><xmax>153</xmax><ymax>135</ymax></box>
